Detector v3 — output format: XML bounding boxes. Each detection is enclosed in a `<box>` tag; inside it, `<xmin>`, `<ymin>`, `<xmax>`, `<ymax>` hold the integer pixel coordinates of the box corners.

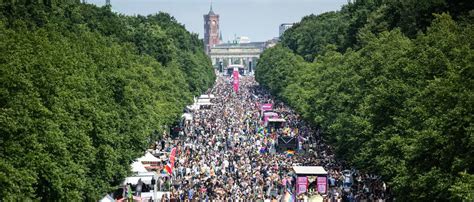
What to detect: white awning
<box><xmin>122</xmin><ymin>171</ymin><xmax>159</xmax><ymax>185</ymax></box>
<box><xmin>263</xmin><ymin>112</ymin><xmax>278</xmax><ymax>117</ymax></box>
<box><xmin>131</xmin><ymin>161</ymin><xmax>148</xmax><ymax>173</ymax></box>
<box><xmin>181</xmin><ymin>113</ymin><xmax>193</xmax><ymax>121</ymax></box>
<box><xmin>197</xmin><ymin>98</ymin><xmax>213</xmax><ymax>106</ymax></box>
<box><xmin>197</xmin><ymin>98</ymin><xmax>211</xmax><ymax>103</ymax></box>
<box><xmin>198</xmin><ymin>102</ymin><xmax>213</xmax><ymax>106</ymax></box>
<box><xmin>99</xmin><ymin>195</ymin><xmax>114</xmax><ymax>202</ymax></box>
<box><xmin>136</xmin><ymin>172</ymin><xmax>158</xmax><ymax>177</ymax></box>
<box><xmin>123</xmin><ymin>176</ymin><xmax>153</xmax><ymax>185</ymax></box>
<box><xmin>293</xmin><ymin>166</ymin><xmax>328</xmax><ymax>175</ymax></box>
<box><xmin>137</xmin><ymin>152</ymin><xmax>160</xmax><ymax>163</ymax></box>
<box><xmin>268</xmin><ymin>118</ymin><xmax>286</xmax><ymax>122</ymax></box>
<box><xmin>186</xmin><ymin>104</ymin><xmax>200</xmax><ymax>111</ymax></box>
<box><xmin>199</xmin><ymin>94</ymin><xmax>216</xmax><ymax>99</ymax></box>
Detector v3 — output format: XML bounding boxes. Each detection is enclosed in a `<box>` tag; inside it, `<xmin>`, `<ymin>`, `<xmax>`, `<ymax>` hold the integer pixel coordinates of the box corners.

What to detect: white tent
<box><xmin>123</xmin><ymin>176</ymin><xmax>153</xmax><ymax>185</ymax></box>
<box><xmin>197</xmin><ymin>98</ymin><xmax>212</xmax><ymax>105</ymax></box>
<box><xmin>131</xmin><ymin>161</ymin><xmax>148</xmax><ymax>173</ymax></box>
<box><xmin>268</xmin><ymin>118</ymin><xmax>286</xmax><ymax>122</ymax></box>
<box><xmin>181</xmin><ymin>113</ymin><xmax>193</xmax><ymax>121</ymax></box>
<box><xmin>293</xmin><ymin>166</ymin><xmax>328</xmax><ymax>175</ymax></box>
<box><xmin>186</xmin><ymin>104</ymin><xmax>200</xmax><ymax>111</ymax></box>
<box><xmin>197</xmin><ymin>98</ymin><xmax>210</xmax><ymax>102</ymax></box>
<box><xmin>122</xmin><ymin>172</ymin><xmax>158</xmax><ymax>185</ymax></box>
<box><xmin>137</xmin><ymin>152</ymin><xmax>160</xmax><ymax>164</ymax></box>
<box><xmin>263</xmin><ymin>112</ymin><xmax>278</xmax><ymax>117</ymax></box>
<box><xmin>196</xmin><ymin>98</ymin><xmax>213</xmax><ymax>107</ymax></box>
<box><xmin>199</xmin><ymin>94</ymin><xmax>216</xmax><ymax>99</ymax></box>
<box><xmin>99</xmin><ymin>194</ymin><xmax>114</xmax><ymax>202</ymax></box>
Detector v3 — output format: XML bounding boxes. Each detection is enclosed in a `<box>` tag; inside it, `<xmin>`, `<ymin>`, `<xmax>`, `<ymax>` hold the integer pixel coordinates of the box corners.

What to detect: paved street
<box><xmin>156</xmin><ymin>74</ymin><xmax>389</xmax><ymax>201</ymax></box>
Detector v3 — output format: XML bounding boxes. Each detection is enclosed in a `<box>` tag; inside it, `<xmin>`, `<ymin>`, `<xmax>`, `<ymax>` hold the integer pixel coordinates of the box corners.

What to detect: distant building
<box><xmin>203</xmin><ymin>4</ymin><xmax>221</xmax><ymax>54</ymax></box>
<box><xmin>209</xmin><ymin>40</ymin><xmax>279</xmax><ymax>73</ymax></box>
<box><xmin>236</xmin><ymin>36</ymin><xmax>251</xmax><ymax>44</ymax></box>
<box><xmin>265</xmin><ymin>37</ymin><xmax>279</xmax><ymax>48</ymax></box>
<box><xmin>279</xmin><ymin>23</ymin><xmax>294</xmax><ymax>37</ymax></box>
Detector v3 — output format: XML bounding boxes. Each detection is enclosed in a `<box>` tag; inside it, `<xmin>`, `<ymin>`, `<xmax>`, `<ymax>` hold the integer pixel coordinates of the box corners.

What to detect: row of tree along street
<box><xmin>255</xmin><ymin>1</ymin><xmax>473</xmax><ymax>201</ymax></box>
<box><xmin>0</xmin><ymin>1</ymin><xmax>215</xmax><ymax>200</ymax></box>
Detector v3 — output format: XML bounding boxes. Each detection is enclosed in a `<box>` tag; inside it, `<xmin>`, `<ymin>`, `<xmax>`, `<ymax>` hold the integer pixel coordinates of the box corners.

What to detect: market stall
<box><xmin>293</xmin><ymin>166</ymin><xmax>328</xmax><ymax>196</ymax></box>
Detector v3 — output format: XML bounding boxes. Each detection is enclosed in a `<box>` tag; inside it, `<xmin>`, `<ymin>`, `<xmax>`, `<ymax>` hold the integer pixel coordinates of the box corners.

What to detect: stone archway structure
<box><xmin>209</xmin><ymin>42</ymin><xmax>267</xmax><ymax>71</ymax></box>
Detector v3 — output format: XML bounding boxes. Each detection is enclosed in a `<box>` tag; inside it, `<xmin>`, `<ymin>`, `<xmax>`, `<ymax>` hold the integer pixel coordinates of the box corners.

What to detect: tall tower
<box><xmin>203</xmin><ymin>3</ymin><xmax>220</xmax><ymax>54</ymax></box>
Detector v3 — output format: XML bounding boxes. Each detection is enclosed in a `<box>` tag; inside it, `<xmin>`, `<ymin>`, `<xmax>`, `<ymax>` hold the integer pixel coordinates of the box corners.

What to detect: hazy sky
<box><xmin>88</xmin><ymin>0</ymin><xmax>347</xmax><ymax>42</ymax></box>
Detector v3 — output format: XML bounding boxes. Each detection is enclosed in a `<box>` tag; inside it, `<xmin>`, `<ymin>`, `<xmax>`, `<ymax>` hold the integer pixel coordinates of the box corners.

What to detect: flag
<box><xmin>232</xmin><ymin>70</ymin><xmax>239</xmax><ymax>93</ymax></box>
<box><xmin>283</xmin><ymin>190</ymin><xmax>295</xmax><ymax>202</ymax></box>
<box><xmin>169</xmin><ymin>147</ymin><xmax>177</xmax><ymax>167</ymax></box>
<box><xmin>161</xmin><ymin>147</ymin><xmax>177</xmax><ymax>176</ymax></box>
<box><xmin>164</xmin><ymin>163</ymin><xmax>172</xmax><ymax>175</ymax></box>
<box><xmin>127</xmin><ymin>184</ymin><xmax>133</xmax><ymax>200</ymax></box>
<box><xmin>286</xmin><ymin>150</ymin><xmax>295</xmax><ymax>158</ymax></box>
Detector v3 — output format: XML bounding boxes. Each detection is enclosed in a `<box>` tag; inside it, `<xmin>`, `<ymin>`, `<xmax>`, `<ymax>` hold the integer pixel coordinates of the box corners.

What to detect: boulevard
<box><xmin>153</xmin><ymin>73</ymin><xmax>389</xmax><ymax>201</ymax></box>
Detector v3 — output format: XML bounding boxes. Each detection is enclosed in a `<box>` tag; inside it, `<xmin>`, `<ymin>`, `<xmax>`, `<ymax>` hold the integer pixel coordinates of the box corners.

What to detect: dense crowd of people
<box><xmin>155</xmin><ymin>74</ymin><xmax>391</xmax><ymax>201</ymax></box>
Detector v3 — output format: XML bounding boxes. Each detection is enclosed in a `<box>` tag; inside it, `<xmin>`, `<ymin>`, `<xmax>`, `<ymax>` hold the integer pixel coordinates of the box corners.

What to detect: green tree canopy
<box><xmin>257</xmin><ymin>7</ymin><xmax>473</xmax><ymax>201</ymax></box>
<box><xmin>0</xmin><ymin>1</ymin><xmax>215</xmax><ymax>200</ymax></box>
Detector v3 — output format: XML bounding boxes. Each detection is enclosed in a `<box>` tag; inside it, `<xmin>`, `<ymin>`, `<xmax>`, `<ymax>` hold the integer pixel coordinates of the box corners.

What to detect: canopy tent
<box><xmin>197</xmin><ymin>102</ymin><xmax>213</xmax><ymax>107</ymax></box>
<box><xmin>186</xmin><ymin>104</ymin><xmax>200</xmax><ymax>111</ymax></box>
<box><xmin>260</xmin><ymin>103</ymin><xmax>273</xmax><ymax>111</ymax></box>
<box><xmin>263</xmin><ymin>112</ymin><xmax>278</xmax><ymax>117</ymax></box>
<box><xmin>123</xmin><ymin>176</ymin><xmax>153</xmax><ymax>185</ymax></box>
<box><xmin>131</xmin><ymin>161</ymin><xmax>148</xmax><ymax>173</ymax></box>
<box><xmin>199</xmin><ymin>94</ymin><xmax>216</xmax><ymax>99</ymax></box>
<box><xmin>137</xmin><ymin>152</ymin><xmax>160</xmax><ymax>165</ymax></box>
<box><xmin>115</xmin><ymin>195</ymin><xmax>144</xmax><ymax>202</ymax></box>
<box><xmin>268</xmin><ymin>118</ymin><xmax>286</xmax><ymax>123</ymax></box>
<box><xmin>197</xmin><ymin>98</ymin><xmax>211</xmax><ymax>103</ymax></box>
<box><xmin>197</xmin><ymin>99</ymin><xmax>213</xmax><ymax>106</ymax></box>
<box><xmin>181</xmin><ymin>113</ymin><xmax>193</xmax><ymax>121</ymax></box>
<box><xmin>99</xmin><ymin>195</ymin><xmax>114</xmax><ymax>202</ymax></box>
<box><xmin>293</xmin><ymin>166</ymin><xmax>328</xmax><ymax>175</ymax></box>
<box><xmin>122</xmin><ymin>172</ymin><xmax>158</xmax><ymax>185</ymax></box>
<box><xmin>142</xmin><ymin>192</ymin><xmax>171</xmax><ymax>201</ymax></box>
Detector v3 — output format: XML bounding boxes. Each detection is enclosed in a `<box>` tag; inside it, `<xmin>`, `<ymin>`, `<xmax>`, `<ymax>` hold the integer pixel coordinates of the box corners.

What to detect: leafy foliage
<box><xmin>0</xmin><ymin>1</ymin><xmax>214</xmax><ymax>200</ymax></box>
<box><xmin>257</xmin><ymin>2</ymin><xmax>474</xmax><ymax>200</ymax></box>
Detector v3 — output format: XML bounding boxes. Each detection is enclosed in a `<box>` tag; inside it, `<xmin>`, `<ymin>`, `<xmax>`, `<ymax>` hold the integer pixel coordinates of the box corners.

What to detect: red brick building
<box><xmin>203</xmin><ymin>4</ymin><xmax>221</xmax><ymax>54</ymax></box>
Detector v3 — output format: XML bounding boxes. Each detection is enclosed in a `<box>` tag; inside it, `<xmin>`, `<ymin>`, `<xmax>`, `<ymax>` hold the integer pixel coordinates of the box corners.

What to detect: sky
<box><xmin>88</xmin><ymin>0</ymin><xmax>348</xmax><ymax>42</ymax></box>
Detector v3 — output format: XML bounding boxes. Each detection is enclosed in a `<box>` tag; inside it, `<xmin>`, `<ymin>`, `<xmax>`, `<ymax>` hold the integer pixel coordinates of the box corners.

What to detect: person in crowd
<box><xmin>153</xmin><ymin>75</ymin><xmax>390</xmax><ymax>201</ymax></box>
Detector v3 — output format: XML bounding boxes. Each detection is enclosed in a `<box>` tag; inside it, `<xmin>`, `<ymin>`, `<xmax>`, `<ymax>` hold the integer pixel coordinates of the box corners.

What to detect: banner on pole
<box><xmin>261</xmin><ymin>103</ymin><xmax>273</xmax><ymax>111</ymax></box>
<box><xmin>297</xmin><ymin>176</ymin><xmax>308</xmax><ymax>194</ymax></box>
<box><xmin>233</xmin><ymin>70</ymin><xmax>239</xmax><ymax>93</ymax></box>
<box><xmin>317</xmin><ymin>176</ymin><xmax>327</xmax><ymax>194</ymax></box>
<box><xmin>170</xmin><ymin>147</ymin><xmax>177</xmax><ymax>167</ymax></box>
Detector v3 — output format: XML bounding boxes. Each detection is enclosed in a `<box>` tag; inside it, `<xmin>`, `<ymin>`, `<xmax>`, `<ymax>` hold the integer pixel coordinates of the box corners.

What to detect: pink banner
<box><xmin>297</xmin><ymin>184</ymin><xmax>307</xmax><ymax>194</ymax></box>
<box><xmin>297</xmin><ymin>177</ymin><xmax>308</xmax><ymax>184</ymax></box>
<box><xmin>261</xmin><ymin>104</ymin><xmax>273</xmax><ymax>111</ymax></box>
<box><xmin>263</xmin><ymin>113</ymin><xmax>278</xmax><ymax>123</ymax></box>
<box><xmin>317</xmin><ymin>176</ymin><xmax>327</xmax><ymax>194</ymax></box>
<box><xmin>297</xmin><ymin>177</ymin><xmax>308</xmax><ymax>194</ymax></box>
<box><xmin>232</xmin><ymin>70</ymin><xmax>239</xmax><ymax>93</ymax></box>
<box><xmin>264</xmin><ymin>115</ymin><xmax>269</xmax><ymax>123</ymax></box>
<box><xmin>169</xmin><ymin>147</ymin><xmax>177</xmax><ymax>169</ymax></box>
